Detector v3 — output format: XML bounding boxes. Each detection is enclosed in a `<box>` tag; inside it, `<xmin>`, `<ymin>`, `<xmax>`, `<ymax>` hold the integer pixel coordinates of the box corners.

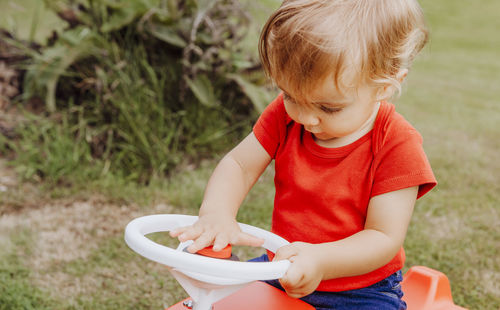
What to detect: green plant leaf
<box><xmin>185</xmin><ymin>74</ymin><xmax>219</xmax><ymax>107</ymax></box>
<box><xmin>196</xmin><ymin>0</ymin><xmax>219</xmax><ymax>15</ymax></box>
<box><xmin>101</xmin><ymin>0</ymin><xmax>156</xmax><ymax>32</ymax></box>
<box><xmin>148</xmin><ymin>23</ymin><xmax>187</xmax><ymax>48</ymax></box>
<box><xmin>227</xmin><ymin>74</ymin><xmax>274</xmax><ymax>113</ymax></box>
<box><xmin>25</xmin><ymin>26</ymin><xmax>95</xmax><ymax>112</ymax></box>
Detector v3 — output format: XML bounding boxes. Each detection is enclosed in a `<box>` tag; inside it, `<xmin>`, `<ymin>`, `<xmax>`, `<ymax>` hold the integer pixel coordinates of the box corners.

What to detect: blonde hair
<box><xmin>259</xmin><ymin>0</ymin><xmax>428</xmax><ymax>101</ymax></box>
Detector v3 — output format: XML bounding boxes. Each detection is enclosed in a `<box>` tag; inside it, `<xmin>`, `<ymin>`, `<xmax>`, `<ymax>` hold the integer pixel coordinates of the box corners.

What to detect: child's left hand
<box><xmin>273</xmin><ymin>241</ymin><xmax>325</xmax><ymax>298</ymax></box>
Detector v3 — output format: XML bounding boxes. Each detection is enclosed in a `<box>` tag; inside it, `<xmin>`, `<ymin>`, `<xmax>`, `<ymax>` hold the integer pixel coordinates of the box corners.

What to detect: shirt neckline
<box><xmin>304</xmin><ymin>129</ymin><xmax>373</xmax><ymax>158</ymax></box>
<box><xmin>303</xmin><ymin>101</ymin><xmax>388</xmax><ymax>158</ymax></box>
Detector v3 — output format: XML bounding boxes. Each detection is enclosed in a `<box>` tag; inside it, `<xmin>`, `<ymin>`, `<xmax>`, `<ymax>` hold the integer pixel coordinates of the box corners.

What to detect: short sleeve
<box><xmin>253</xmin><ymin>94</ymin><xmax>288</xmax><ymax>159</ymax></box>
<box><xmin>371</xmin><ymin>127</ymin><xmax>437</xmax><ymax>199</ymax></box>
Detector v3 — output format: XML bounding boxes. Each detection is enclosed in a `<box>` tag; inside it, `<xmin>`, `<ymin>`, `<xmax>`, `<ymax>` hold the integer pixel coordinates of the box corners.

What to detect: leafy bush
<box><xmin>6</xmin><ymin>0</ymin><xmax>274</xmax><ymax>182</ymax></box>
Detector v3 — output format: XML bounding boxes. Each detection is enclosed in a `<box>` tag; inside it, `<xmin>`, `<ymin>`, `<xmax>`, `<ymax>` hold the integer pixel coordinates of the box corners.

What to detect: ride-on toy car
<box><xmin>125</xmin><ymin>214</ymin><xmax>466</xmax><ymax>310</ymax></box>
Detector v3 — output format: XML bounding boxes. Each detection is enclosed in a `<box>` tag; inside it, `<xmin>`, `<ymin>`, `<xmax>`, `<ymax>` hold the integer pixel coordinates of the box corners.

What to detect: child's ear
<box><xmin>396</xmin><ymin>68</ymin><xmax>409</xmax><ymax>83</ymax></box>
<box><xmin>376</xmin><ymin>84</ymin><xmax>395</xmax><ymax>101</ymax></box>
<box><xmin>376</xmin><ymin>69</ymin><xmax>409</xmax><ymax>101</ymax></box>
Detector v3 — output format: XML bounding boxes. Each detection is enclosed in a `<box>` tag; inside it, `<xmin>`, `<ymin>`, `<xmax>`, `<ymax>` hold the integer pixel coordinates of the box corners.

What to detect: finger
<box><xmin>169</xmin><ymin>225</ymin><xmax>189</xmax><ymax>238</ymax></box>
<box><xmin>232</xmin><ymin>232</ymin><xmax>265</xmax><ymax>247</ymax></box>
<box><xmin>280</xmin><ymin>276</ymin><xmax>301</xmax><ymax>298</ymax></box>
<box><xmin>273</xmin><ymin>244</ymin><xmax>298</xmax><ymax>261</ymax></box>
<box><xmin>283</xmin><ymin>288</ymin><xmax>308</xmax><ymax>299</ymax></box>
<box><xmin>177</xmin><ymin>225</ymin><xmax>204</xmax><ymax>242</ymax></box>
<box><xmin>280</xmin><ymin>275</ymin><xmax>307</xmax><ymax>299</ymax></box>
<box><xmin>282</xmin><ymin>264</ymin><xmax>303</xmax><ymax>287</ymax></box>
<box><xmin>187</xmin><ymin>231</ymin><xmax>215</xmax><ymax>253</ymax></box>
<box><xmin>284</xmin><ymin>283</ymin><xmax>314</xmax><ymax>299</ymax></box>
<box><xmin>212</xmin><ymin>234</ymin><xmax>229</xmax><ymax>252</ymax></box>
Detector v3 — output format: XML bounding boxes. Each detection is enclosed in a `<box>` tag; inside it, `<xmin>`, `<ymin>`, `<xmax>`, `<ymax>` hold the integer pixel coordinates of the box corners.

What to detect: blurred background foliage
<box><xmin>0</xmin><ymin>0</ymin><xmax>277</xmax><ymax>182</ymax></box>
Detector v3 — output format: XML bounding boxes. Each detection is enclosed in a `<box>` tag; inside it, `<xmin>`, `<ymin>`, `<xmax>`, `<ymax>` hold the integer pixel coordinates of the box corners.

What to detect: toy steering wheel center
<box><xmin>124</xmin><ymin>214</ymin><xmax>291</xmax><ymax>285</ymax></box>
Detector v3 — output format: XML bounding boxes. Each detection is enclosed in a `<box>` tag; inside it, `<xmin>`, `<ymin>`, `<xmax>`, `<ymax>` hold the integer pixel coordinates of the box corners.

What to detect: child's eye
<box><xmin>319</xmin><ymin>105</ymin><xmax>342</xmax><ymax>114</ymax></box>
<box><xmin>283</xmin><ymin>93</ymin><xmax>296</xmax><ymax>104</ymax></box>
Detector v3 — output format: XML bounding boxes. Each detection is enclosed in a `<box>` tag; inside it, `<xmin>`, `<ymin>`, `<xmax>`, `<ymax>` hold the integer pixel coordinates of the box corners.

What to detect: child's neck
<box><xmin>314</xmin><ymin>102</ymin><xmax>381</xmax><ymax>148</ymax></box>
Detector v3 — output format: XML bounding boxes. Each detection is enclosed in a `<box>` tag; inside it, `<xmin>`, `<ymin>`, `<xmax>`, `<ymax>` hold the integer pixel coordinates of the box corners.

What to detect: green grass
<box><xmin>0</xmin><ymin>229</ymin><xmax>56</xmax><ymax>310</ymax></box>
<box><xmin>57</xmin><ymin>236</ymin><xmax>185</xmax><ymax>310</ymax></box>
<box><xmin>0</xmin><ymin>0</ymin><xmax>66</xmax><ymax>44</ymax></box>
<box><xmin>399</xmin><ymin>0</ymin><xmax>500</xmax><ymax>308</ymax></box>
<box><xmin>1</xmin><ymin>0</ymin><xmax>499</xmax><ymax>309</ymax></box>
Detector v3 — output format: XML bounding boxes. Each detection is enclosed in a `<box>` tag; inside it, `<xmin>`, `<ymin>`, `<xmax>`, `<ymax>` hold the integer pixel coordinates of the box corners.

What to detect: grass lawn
<box><xmin>396</xmin><ymin>0</ymin><xmax>500</xmax><ymax>308</ymax></box>
<box><xmin>1</xmin><ymin>0</ymin><xmax>499</xmax><ymax>309</ymax></box>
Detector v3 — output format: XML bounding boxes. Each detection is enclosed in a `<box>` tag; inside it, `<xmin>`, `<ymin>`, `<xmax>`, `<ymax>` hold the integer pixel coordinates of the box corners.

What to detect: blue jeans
<box><xmin>250</xmin><ymin>254</ymin><xmax>407</xmax><ymax>310</ymax></box>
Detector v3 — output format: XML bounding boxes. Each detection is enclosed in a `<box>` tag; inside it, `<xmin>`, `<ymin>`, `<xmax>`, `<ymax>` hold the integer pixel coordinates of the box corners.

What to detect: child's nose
<box><xmin>297</xmin><ymin>109</ymin><xmax>320</xmax><ymax>126</ymax></box>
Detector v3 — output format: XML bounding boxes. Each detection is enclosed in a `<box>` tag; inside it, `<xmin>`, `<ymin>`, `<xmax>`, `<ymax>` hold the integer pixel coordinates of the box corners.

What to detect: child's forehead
<box><xmin>276</xmin><ymin>70</ymin><xmax>367</xmax><ymax>102</ymax></box>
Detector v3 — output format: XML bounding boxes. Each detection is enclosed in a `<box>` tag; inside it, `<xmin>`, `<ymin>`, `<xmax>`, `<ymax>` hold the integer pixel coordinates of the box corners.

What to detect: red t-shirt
<box><xmin>253</xmin><ymin>94</ymin><xmax>436</xmax><ymax>292</ymax></box>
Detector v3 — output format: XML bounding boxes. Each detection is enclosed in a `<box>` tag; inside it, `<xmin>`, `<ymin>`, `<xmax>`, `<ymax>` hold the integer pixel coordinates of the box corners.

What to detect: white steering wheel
<box><xmin>124</xmin><ymin>214</ymin><xmax>291</xmax><ymax>285</ymax></box>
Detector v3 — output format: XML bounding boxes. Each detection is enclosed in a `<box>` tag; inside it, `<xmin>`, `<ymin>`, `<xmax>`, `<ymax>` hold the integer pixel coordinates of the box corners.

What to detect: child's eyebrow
<box><xmin>312</xmin><ymin>100</ymin><xmax>348</xmax><ymax>107</ymax></box>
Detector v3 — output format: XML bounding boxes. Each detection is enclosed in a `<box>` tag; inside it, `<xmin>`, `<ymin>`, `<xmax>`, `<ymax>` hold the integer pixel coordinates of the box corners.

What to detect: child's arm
<box><xmin>170</xmin><ymin>132</ymin><xmax>272</xmax><ymax>253</ymax></box>
<box><xmin>274</xmin><ymin>186</ymin><xmax>418</xmax><ymax>298</ymax></box>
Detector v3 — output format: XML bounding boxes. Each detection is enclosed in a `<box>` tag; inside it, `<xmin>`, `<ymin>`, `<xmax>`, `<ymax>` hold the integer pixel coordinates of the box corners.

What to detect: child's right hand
<box><xmin>169</xmin><ymin>213</ymin><xmax>265</xmax><ymax>253</ymax></box>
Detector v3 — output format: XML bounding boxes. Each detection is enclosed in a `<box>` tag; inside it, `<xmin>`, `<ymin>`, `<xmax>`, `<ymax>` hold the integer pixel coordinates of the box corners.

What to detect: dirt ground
<box><xmin>0</xmin><ymin>159</ymin><xmax>182</xmax><ymax>306</ymax></box>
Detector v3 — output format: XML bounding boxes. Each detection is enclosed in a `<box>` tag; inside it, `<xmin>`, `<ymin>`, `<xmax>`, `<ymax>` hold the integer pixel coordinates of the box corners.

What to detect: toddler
<box><xmin>171</xmin><ymin>0</ymin><xmax>436</xmax><ymax>309</ymax></box>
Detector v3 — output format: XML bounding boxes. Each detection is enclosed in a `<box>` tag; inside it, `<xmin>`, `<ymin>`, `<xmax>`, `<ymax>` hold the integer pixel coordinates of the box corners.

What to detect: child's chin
<box><xmin>313</xmin><ymin>132</ymin><xmax>335</xmax><ymax>141</ymax></box>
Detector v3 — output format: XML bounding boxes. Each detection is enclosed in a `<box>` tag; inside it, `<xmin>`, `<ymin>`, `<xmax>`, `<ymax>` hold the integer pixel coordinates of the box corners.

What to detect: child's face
<box><xmin>280</xmin><ymin>75</ymin><xmax>381</xmax><ymax>143</ymax></box>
